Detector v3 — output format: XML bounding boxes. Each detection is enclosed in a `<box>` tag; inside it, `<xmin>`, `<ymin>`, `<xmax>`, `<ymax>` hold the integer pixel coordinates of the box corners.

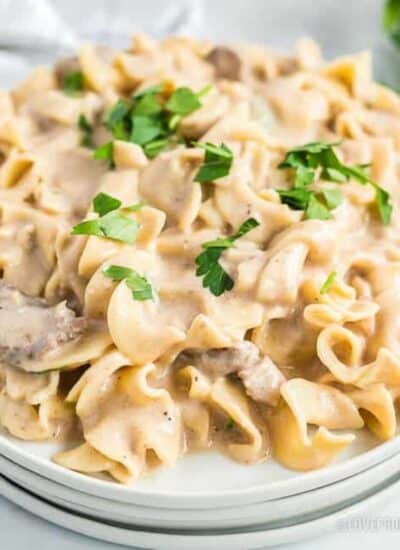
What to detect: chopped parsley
<box><xmin>133</xmin><ymin>84</ymin><xmax>164</xmax><ymax>99</ymax></box>
<box><xmin>93</xmin><ymin>192</ymin><xmax>121</xmax><ymax>216</ymax></box>
<box><xmin>193</xmin><ymin>142</ymin><xmax>234</xmax><ymax>182</ymax></box>
<box><xmin>94</xmin><ymin>141</ymin><xmax>114</xmax><ymax>167</ymax></box>
<box><xmin>143</xmin><ymin>138</ymin><xmax>171</xmax><ymax>159</ymax></box>
<box><xmin>320</xmin><ymin>271</ymin><xmax>337</xmax><ymax>294</ymax></box>
<box><xmin>71</xmin><ymin>192</ymin><xmax>142</xmax><ymax>243</ymax></box>
<box><xmin>277</xmin><ymin>141</ymin><xmax>392</xmax><ymax>224</ymax></box>
<box><xmin>96</xmin><ymin>83</ymin><xmax>211</xmax><ymax>161</ymax></box>
<box><xmin>62</xmin><ymin>71</ymin><xmax>84</xmax><ymax>95</ymax></box>
<box><xmin>277</xmin><ymin>186</ymin><xmax>343</xmax><ymax>220</ymax></box>
<box><xmin>78</xmin><ymin>114</ymin><xmax>93</xmax><ymax>148</ymax></box>
<box><xmin>103</xmin><ymin>264</ymin><xmax>153</xmax><ymax>301</ymax></box>
<box><xmin>195</xmin><ymin>218</ymin><xmax>260</xmax><ymax>296</ymax></box>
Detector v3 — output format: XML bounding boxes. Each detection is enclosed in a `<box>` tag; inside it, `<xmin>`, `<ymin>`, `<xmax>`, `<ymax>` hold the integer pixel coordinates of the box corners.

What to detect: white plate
<box><xmin>1</xmin><ymin>469</ymin><xmax>399</xmax><ymax>550</ymax></box>
<box><xmin>1</xmin><ymin>447</ymin><xmax>400</xmax><ymax>530</ymax></box>
<box><xmin>1</xmin><ymin>427</ymin><xmax>399</xmax><ymax>508</ymax></box>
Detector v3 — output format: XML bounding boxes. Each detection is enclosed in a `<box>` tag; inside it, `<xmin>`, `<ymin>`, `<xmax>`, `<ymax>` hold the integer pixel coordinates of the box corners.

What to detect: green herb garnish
<box><xmin>93</xmin><ymin>192</ymin><xmax>121</xmax><ymax>216</ymax></box>
<box><xmin>103</xmin><ymin>264</ymin><xmax>153</xmax><ymax>301</ymax></box>
<box><xmin>78</xmin><ymin>114</ymin><xmax>93</xmax><ymax>148</ymax></box>
<box><xmin>94</xmin><ymin>141</ymin><xmax>114</xmax><ymax>168</ymax></box>
<box><xmin>277</xmin><ymin>186</ymin><xmax>342</xmax><ymax>220</ymax></box>
<box><xmin>71</xmin><ymin>192</ymin><xmax>141</xmax><ymax>243</ymax></box>
<box><xmin>130</xmin><ymin>115</ymin><xmax>164</xmax><ymax>145</ymax></box>
<box><xmin>143</xmin><ymin>138</ymin><xmax>170</xmax><ymax>158</ymax></box>
<box><xmin>195</xmin><ymin>218</ymin><xmax>260</xmax><ymax>296</ymax></box>
<box><xmin>193</xmin><ymin>142</ymin><xmax>234</xmax><ymax>182</ymax></box>
<box><xmin>97</xmin><ymin>83</ymin><xmax>211</xmax><ymax>160</ymax></box>
<box><xmin>133</xmin><ymin>84</ymin><xmax>164</xmax><ymax>99</ymax></box>
<box><xmin>62</xmin><ymin>71</ymin><xmax>84</xmax><ymax>95</ymax></box>
<box><xmin>320</xmin><ymin>271</ymin><xmax>337</xmax><ymax>294</ymax></box>
<box><xmin>277</xmin><ymin>142</ymin><xmax>392</xmax><ymax>224</ymax></box>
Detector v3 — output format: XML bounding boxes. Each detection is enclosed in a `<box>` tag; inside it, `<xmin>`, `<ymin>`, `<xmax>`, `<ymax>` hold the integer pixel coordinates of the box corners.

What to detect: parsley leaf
<box><xmin>97</xmin><ymin>211</ymin><xmax>140</xmax><ymax>242</ymax></box>
<box><xmin>133</xmin><ymin>84</ymin><xmax>164</xmax><ymax>99</ymax></box>
<box><xmin>195</xmin><ymin>218</ymin><xmax>260</xmax><ymax>296</ymax></box>
<box><xmin>278</xmin><ymin>186</ymin><xmax>342</xmax><ymax>219</ymax></box>
<box><xmin>196</xmin><ymin>248</ymin><xmax>234</xmax><ymax>296</ymax></box>
<box><xmin>93</xmin><ymin>192</ymin><xmax>121</xmax><ymax>216</ymax></box>
<box><xmin>319</xmin><ymin>188</ymin><xmax>343</xmax><ymax>210</ymax></box>
<box><xmin>103</xmin><ymin>264</ymin><xmax>153</xmax><ymax>301</ymax></box>
<box><xmin>103</xmin><ymin>99</ymin><xmax>131</xmax><ymax>139</ymax></box>
<box><xmin>374</xmin><ymin>185</ymin><xmax>392</xmax><ymax>225</ymax></box>
<box><xmin>62</xmin><ymin>71</ymin><xmax>84</xmax><ymax>95</ymax></box>
<box><xmin>71</xmin><ymin>193</ymin><xmax>140</xmax><ymax>243</ymax></box>
<box><xmin>278</xmin><ymin>142</ymin><xmax>392</xmax><ymax>224</ymax></box>
<box><xmin>305</xmin><ymin>194</ymin><xmax>332</xmax><ymax>220</ymax></box>
<box><xmin>124</xmin><ymin>201</ymin><xmax>146</xmax><ymax>212</ymax></box>
<box><xmin>143</xmin><ymin>138</ymin><xmax>170</xmax><ymax>158</ymax></box>
<box><xmin>166</xmin><ymin>85</ymin><xmax>211</xmax><ymax>130</ymax></box>
<box><xmin>94</xmin><ymin>141</ymin><xmax>114</xmax><ymax>167</ymax></box>
<box><xmin>166</xmin><ymin>87</ymin><xmax>202</xmax><ymax>115</ymax></box>
<box><xmin>320</xmin><ymin>271</ymin><xmax>337</xmax><ymax>294</ymax></box>
<box><xmin>130</xmin><ymin>115</ymin><xmax>165</xmax><ymax>145</ymax></box>
<box><xmin>277</xmin><ymin>188</ymin><xmax>312</xmax><ymax>210</ymax></box>
<box><xmin>230</xmin><ymin>217</ymin><xmax>260</xmax><ymax>240</ymax></box>
<box><xmin>193</xmin><ymin>142</ymin><xmax>234</xmax><ymax>182</ymax></box>
<box><xmin>70</xmin><ymin>219</ymin><xmax>104</xmax><ymax>238</ymax></box>
<box><xmin>133</xmin><ymin>93</ymin><xmax>163</xmax><ymax>117</ymax></box>
<box><xmin>78</xmin><ymin>114</ymin><xmax>93</xmax><ymax>148</ymax></box>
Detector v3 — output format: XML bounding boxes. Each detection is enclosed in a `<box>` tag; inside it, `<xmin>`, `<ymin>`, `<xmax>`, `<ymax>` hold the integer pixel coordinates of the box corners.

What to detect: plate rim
<box><xmin>1</xmin><ymin>431</ymin><xmax>400</xmax><ymax>508</ymax></box>
<box><xmin>2</xmin><ymin>449</ymin><xmax>400</xmax><ymax>528</ymax></box>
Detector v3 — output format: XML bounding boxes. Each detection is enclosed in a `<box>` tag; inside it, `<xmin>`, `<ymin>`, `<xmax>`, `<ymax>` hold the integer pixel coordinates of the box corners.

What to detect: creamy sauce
<box><xmin>0</xmin><ymin>35</ymin><xmax>400</xmax><ymax>482</ymax></box>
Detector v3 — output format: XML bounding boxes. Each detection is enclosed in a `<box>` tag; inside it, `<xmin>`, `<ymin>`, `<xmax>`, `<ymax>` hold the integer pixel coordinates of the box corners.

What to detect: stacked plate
<box><xmin>1</xmin><ymin>429</ymin><xmax>400</xmax><ymax>549</ymax></box>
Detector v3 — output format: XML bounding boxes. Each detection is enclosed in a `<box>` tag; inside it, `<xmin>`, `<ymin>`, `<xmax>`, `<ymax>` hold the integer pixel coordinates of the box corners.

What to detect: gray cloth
<box><xmin>0</xmin><ymin>0</ymin><xmax>399</xmax><ymax>91</ymax></box>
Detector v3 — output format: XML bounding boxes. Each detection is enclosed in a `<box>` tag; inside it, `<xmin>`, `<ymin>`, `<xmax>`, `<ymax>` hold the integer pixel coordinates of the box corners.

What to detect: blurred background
<box><xmin>0</xmin><ymin>0</ymin><xmax>398</xmax><ymax>88</ymax></box>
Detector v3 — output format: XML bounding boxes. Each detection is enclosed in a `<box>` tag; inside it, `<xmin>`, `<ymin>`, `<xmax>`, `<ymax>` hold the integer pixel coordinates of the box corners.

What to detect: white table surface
<box><xmin>1</xmin><ymin>0</ymin><xmax>400</xmax><ymax>548</ymax></box>
<box><xmin>1</xmin><ymin>491</ymin><xmax>400</xmax><ymax>550</ymax></box>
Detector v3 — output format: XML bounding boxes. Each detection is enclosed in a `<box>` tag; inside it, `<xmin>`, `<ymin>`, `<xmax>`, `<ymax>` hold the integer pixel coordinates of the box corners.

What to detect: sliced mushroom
<box><xmin>206</xmin><ymin>47</ymin><xmax>241</xmax><ymax>81</ymax></box>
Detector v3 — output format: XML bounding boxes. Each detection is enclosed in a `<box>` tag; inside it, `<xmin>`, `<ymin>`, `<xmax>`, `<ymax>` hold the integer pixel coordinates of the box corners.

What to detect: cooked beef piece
<box><xmin>206</xmin><ymin>47</ymin><xmax>241</xmax><ymax>80</ymax></box>
<box><xmin>237</xmin><ymin>355</ymin><xmax>285</xmax><ymax>405</ymax></box>
<box><xmin>0</xmin><ymin>283</ymin><xmax>86</xmax><ymax>370</ymax></box>
<box><xmin>179</xmin><ymin>341</ymin><xmax>285</xmax><ymax>405</ymax></box>
<box><xmin>180</xmin><ymin>341</ymin><xmax>259</xmax><ymax>377</ymax></box>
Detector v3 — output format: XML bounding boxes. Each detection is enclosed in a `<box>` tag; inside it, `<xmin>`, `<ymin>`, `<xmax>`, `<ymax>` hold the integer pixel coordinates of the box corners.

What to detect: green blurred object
<box><xmin>382</xmin><ymin>0</ymin><xmax>400</xmax><ymax>46</ymax></box>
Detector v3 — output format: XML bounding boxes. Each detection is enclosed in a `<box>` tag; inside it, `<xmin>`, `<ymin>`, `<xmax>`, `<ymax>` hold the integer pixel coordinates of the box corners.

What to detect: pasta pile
<box><xmin>0</xmin><ymin>34</ymin><xmax>400</xmax><ymax>483</ymax></box>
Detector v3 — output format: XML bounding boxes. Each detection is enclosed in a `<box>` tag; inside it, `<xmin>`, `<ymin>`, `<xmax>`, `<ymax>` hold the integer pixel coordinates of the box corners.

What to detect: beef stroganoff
<box><xmin>0</xmin><ymin>34</ymin><xmax>400</xmax><ymax>483</ymax></box>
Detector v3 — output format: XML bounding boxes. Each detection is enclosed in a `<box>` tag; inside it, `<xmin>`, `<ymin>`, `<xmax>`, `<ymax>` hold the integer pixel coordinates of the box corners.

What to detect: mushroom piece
<box><xmin>206</xmin><ymin>47</ymin><xmax>241</xmax><ymax>81</ymax></box>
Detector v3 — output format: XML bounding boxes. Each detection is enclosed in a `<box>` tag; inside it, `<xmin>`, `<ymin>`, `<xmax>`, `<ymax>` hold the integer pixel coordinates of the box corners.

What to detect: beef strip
<box><xmin>206</xmin><ymin>47</ymin><xmax>241</xmax><ymax>80</ymax></box>
<box><xmin>0</xmin><ymin>283</ymin><xmax>86</xmax><ymax>370</ymax></box>
<box><xmin>179</xmin><ymin>341</ymin><xmax>285</xmax><ymax>406</ymax></box>
<box><xmin>237</xmin><ymin>355</ymin><xmax>285</xmax><ymax>405</ymax></box>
